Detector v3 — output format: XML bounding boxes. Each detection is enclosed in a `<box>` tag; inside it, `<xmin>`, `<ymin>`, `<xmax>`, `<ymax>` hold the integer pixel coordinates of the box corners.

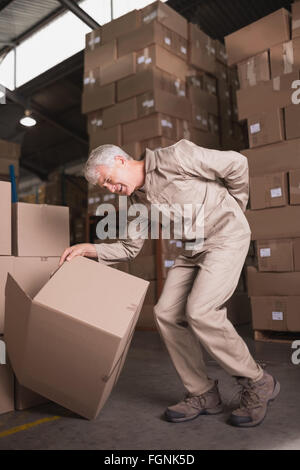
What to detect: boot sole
<box><xmin>164</xmin><ymin>405</ymin><xmax>224</xmax><ymax>423</ymax></box>
<box><xmin>228</xmin><ymin>379</ymin><xmax>281</xmax><ymax>428</ymax></box>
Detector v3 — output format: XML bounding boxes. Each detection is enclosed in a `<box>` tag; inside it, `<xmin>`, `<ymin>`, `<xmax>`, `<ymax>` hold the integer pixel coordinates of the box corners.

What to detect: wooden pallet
<box><xmin>254</xmin><ymin>330</ymin><xmax>300</xmax><ymax>344</ymax></box>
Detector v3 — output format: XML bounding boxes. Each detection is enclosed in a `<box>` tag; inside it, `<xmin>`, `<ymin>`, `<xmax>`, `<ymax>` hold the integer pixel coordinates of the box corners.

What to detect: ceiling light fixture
<box><xmin>20</xmin><ymin>109</ymin><xmax>36</xmax><ymax>127</ymax></box>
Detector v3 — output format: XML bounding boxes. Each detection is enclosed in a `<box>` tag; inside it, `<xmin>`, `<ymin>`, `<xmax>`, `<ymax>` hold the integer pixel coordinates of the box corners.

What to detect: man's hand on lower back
<box><xmin>59</xmin><ymin>243</ymin><xmax>97</xmax><ymax>267</ymax></box>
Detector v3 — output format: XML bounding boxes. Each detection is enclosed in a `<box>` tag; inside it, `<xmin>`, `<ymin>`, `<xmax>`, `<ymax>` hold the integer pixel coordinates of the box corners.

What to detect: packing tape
<box><xmin>182</xmin><ymin>120</ymin><xmax>191</xmax><ymax>140</ymax></box>
<box><xmin>246</xmin><ymin>57</ymin><xmax>257</xmax><ymax>87</ymax></box>
<box><xmin>161</xmin><ymin>119</ymin><xmax>173</xmax><ymax>128</ymax></box>
<box><xmin>283</xmin><ymin>41</ymin><xmax>294</xmax><ymax>75</ymax></box>
<box><xmin>273</xmin><ymin>76</ymin><xmax>281</xmax><ymax>91</ymax></box>
<box><xmin>142</xmin><ymin>99</ymin><xmax>154</xmax><ymax>108</ymax></box>
<box><xmin>292</xmin><ymin>19</ymin><xmax>300</xmax><ymax>30</ymax></box>
<box><xmin>88</xmin><ymin>31</ymin><xmax>101</xmax><ymax>51</ymax></box>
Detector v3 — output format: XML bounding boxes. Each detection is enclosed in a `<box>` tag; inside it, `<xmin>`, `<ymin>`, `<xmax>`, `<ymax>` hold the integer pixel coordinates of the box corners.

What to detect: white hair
<box><xmin>84</xmin><ymin>144</ymin><xmax>133</xmax><ymax>185</ymax></box>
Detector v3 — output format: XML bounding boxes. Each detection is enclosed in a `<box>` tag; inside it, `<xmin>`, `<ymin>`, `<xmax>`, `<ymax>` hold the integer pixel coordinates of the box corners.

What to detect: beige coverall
<box><xmin>94</xmin><ymin>139</ymin><xmax>264</xmax><ymax>395</ymax></box>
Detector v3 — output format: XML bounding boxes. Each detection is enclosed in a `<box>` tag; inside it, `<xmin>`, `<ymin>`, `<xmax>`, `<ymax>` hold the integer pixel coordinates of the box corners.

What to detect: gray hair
<box><xmin>84</xmin><ymin>144</ymin><xmax>133</xmax><ymax>185</ymax></box>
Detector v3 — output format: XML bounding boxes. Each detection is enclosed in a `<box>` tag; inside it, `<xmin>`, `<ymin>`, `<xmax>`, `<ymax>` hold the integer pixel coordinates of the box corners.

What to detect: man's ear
<box><xmin>115</xmin><ymin>155</ymin><xmax>126</xmax><ymax>165</ymax></box>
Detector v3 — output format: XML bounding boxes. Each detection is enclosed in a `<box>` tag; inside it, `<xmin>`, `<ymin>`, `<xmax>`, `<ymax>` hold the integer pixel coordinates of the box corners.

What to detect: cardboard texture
<box><xmin>0</xmin><ymin>139</ymin><xmax>20</xmax><ymax>159</ymax></box>
<box><xmin>89</xmin><ymin>125</ymin><xmax>122</xmax><ymax>150</ymax></box>
<box><xmin>270</xmin><ymin>37</ymin><xmax>300</xmax><ymax>78</ymax></box>
<box><xmin>122</xmin><ymin>113</ymin><xmax>177</xmax><ymax>144</ymax></box>
<box><xmin>82</xmin><ymin>80</ymin><xmax>115</xmax><ymax>114</ymax></box>
<box><xmin>247</xmin><ymin>109</ymin><xmax>284</xmax><ymax>148</ymax></box>
<box><xmin>137</xmin><ymin>88</ymin><xmax>191</xmax><ymax>121</ymax></box>
<box><xmin>188</xmin><ymin>86</ymin><xmax>218</xmax><ymax>115</ymax></box>
<box><xmin>135</xmin><ymin>44</ymin><xmax>188</xmax><ymax>81</ymax></box>
<box><xmin>12</xmin><ymin>203</ymin><xmax>69</xmax><ymax>257</ymax></box>
<box><xmin>247</xmin><ymin>265</ymin><xmax>300</xmax><ymax>296</ymax></box>
<box><xmin>0</xmin><ymin>182</ymin><xmax>11</xmax><ymax>256</ymax></box>
<box><xmin>176</xmin><ymin>119</ymin><xmax>192</xmax><ymax>141</ymax></box>
<box><xmin>0</xmin><ymin>256</ymin><xmax>60</xmax><ymax>334</ymax></box>
<box><xmin>292</xmin><ymin>1</ymin><xmax>300</xmax><ymax>38</ymax></box>
<box><xmin>225</xmin><ymin>8</ymin><xmax>290</xmax><ymax>66</ymax></box>
<box><xmin>237</xmin><ymin>52</ymin><xmax>271</xmax><ymax>89</ymax></box>
<box><xmin>246</xmin><ymin>206</ymin><xmax>300</xmax><ymax>240</ymax></box>
<box><xmin>256</xmin><ymin>239</ymin><xmax>294</xmax><ymax>272</ymax></box>
<box><xmin>140</xmin><ymin>1</ymin><xmax>188</xmax><ymax>39</ymax></box>
<box><xmin>102</xmin><ymin>98</ymin><xmax>137</xmax><ymax>128</ymax></box>
<box><xmin>289</xmin><ymin>169</ymin><xmax>300</xmax><ymax>204</ymax></box>
<box><xmin>294</xmin><ymin>237</ymin><xmax>300</xmax><ymax>270</ymax></box>
<box><xmin>4</xmin><ymin>257</ymin><xmax>149</xmax><ymax>420</ymax></box>
<box><xmin>140</xmin><ymin>136</ymin><xmax>175</xmax><ymax>155</ymax></box>
<box><xmin>118</xmin><ymin>21</ymin><xmax>188</xmax><ymax>61</ymax></box>
<box><xmin>0</xmin><ymin>352</ymin><xmax>14</xmax><ymax>415</ymax></box>
<box><xmin>102</xmin><ymin>10</ymin><xmax>141</xmax><ymax>43</ymax></box>
<box><xmin>242</xmin><ymin>138</ymin><xmax>300</xmax><ymax>176</ymax></box>
<box><xmin>191</xmin><ymin>107</ymin><xmax>209</xmax><ymax>131</ymax></box>
<box><xmin>188</xmin><ymin>23</ymin><xmax>216</xmax><ymax>75</ymax></box>
<box><xmin>99</xmin><ymin>53</ymin><xmax>136</xmax><ymax>86</ymax></box>
<box><xmin>215</xmin><ymin>39</ymin><xmax>228</xmax><ymax>64</ymax></box>
<box><xmin>285</xmin><ymin>103</ymin><xmax>300</xmax><ymax>140</ymax></box>
<box><xmin>251</xmin><ymin>296</ymin><xmax>300</xmax><ymax>331</ymax></box>
<box><xmin>87</xmin><ymin>110</ymin><xmax>103</xmax><ymax>135</ymax></box>
<box><xmin>249</xmin><ymin>172</ymin><xmax>288</xmax><ymax>209</ymax></box>
<box><xmin>84</xmin><ymin>40</ymin><xmax>117</xmax><ymax>72</ymax></box>
<box><xmin>237</xmin><ymin>71</ymin><xmax>299</xmax><ymax>120</ymax></box>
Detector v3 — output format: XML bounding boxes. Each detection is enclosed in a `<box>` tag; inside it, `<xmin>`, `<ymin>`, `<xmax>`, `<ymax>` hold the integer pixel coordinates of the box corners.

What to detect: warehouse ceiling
<box><xmin>0</xmin><ymin>0</ymin><xmax>296</xmax><ymax>180</ymax></box>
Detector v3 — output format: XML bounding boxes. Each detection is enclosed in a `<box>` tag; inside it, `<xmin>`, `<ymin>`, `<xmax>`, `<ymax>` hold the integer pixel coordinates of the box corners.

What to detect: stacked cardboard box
<box><xmin>226</xmin><ymin>8</ymin><xmax>300</xmax><ymax>335</ymax></box>
<box><xmin>0</xmin><ymin>180</ymin><xmax>71</xmax><ymax>413</ymax></box>
<box><xmin>0</xmin><ymin>139</ymin><xmax>20</xmax><ymax>182</ymax></box>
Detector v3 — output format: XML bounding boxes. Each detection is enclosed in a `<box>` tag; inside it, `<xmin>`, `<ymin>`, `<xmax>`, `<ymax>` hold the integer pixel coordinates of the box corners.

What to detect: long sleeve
<box><xmin>175</xmin><ymin>140</ymin><xmax>249</xmax><ymax>212</ymax></box>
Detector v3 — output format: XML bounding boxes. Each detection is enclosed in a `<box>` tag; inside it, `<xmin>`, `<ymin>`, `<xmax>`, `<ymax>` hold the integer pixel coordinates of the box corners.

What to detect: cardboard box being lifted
<box><xmin>225</xmin><ymin>8</ymin><xmax>290</xmax><ymax>66</ymax></box>
<box><xmin>0</xmin><ymin>182</ymin><xmax>11</xmax><ymax>256</ymax></box>
<box><xmin>12</xmin><ymin>203</ymin><xmax>69</xmax><ymax>257</ymax></box>
<box><xmin>4</xmin><ymin>256</ymin><xmax>149</xmax><ymax>420</ymax></box>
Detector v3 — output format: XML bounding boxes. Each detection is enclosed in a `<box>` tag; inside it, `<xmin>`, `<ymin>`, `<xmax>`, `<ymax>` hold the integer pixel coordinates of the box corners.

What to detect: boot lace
<box><xmin>183</xmin><ymin>393</ymin><xmax>206</xmax><ymax>410</ymax></box>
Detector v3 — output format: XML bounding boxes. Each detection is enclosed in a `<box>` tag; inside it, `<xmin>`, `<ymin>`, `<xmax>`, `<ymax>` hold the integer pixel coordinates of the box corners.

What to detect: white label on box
<box><xmin>145</xmin><ymin>57</ymin><xmax>152</xmax><ymax>64</ymax></box>
<box><xmin>142</xmin><ymin>99</ymin><xmax>154</xmax><ymax>108</ymax></box>
<box><xmin>143</xmin><ymin>11</ymin><xmax>157</xmax><ymax>23</ymax></box>
<box><xmin>164</xmin><ymin>260</ymin><xmax>174</xmax><ymax>268</ymax></box>
<box><xmin>272</xmin><ymin>311</ymin><xmax>283</xmax><ymax>321</ymax></box>
<box><xmin>84</xmin><ymin>77</ymin><xmax>90</xmax><ymax>85</ymax></box>
<box><xmin>270</xmin><ymin>187</ymin><xmax>282</xmax><ymax>198</ymax></box>
<box><xmin>176</xmin><ymin>241</ymin><xmax>182</xmax><ymax>247</ymax></box>
<box><xmin>137</xmin><ymin>56</ymin><xmax>145</xmax><ymax>64</ymax></box>
<box><xmin>260</xmin><ymin>248</ymin><xmax>271</xmax><ymax>258</ymax></box>
<box><xmin>178</xmin><ymin>90</ymin><xmax>186</xmax><ymax>97</ymax></box>
<box><xmin>180</xmin><ymin>46</ymin><xmax>187</xmax><ymax>55</ymax></box>
<box><xmin>96</xmin><ymin>119</ymin><xmax>103</xmax><ymax>127</ymax></box>
<box><xmin>164</xmin><ymin>37</ymin><xmax>171</xmax><ymax>46</ymax></box>
<box><xmin>161</xmin><ymin>119</ymin><xmax>173</xmax><ymax>128</ymax></box>
<box><xmin>196</xmin><ymin>114</ymin><xmax>202</xmax><ymax>121</ymax></box>
<box><xmin>250</xmin><ymin>123</ymin><xmax>261</xmax><ymax>134</ymax></box>
<box><xmin>203</xmin><ymin>119</ymin><xmax>208</xmax><ymax>126</ymax></box>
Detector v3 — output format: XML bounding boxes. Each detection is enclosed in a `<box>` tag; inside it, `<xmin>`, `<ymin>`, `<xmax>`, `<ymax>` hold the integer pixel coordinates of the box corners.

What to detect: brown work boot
<box><xmin>164</xmin><ymin>380</ymin><xmax>223</xmax><ymax>423</ymax></box>
<box><xmin>228</xmin><ymin>370</ymin><xmax>280</xmax><ymax>427</ymax></box>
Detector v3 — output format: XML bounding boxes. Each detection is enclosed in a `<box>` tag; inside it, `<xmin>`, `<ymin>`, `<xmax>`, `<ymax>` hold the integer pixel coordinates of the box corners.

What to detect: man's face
<box><xmin>96</xmin><ymin>156</ymin><xmax>135</xmax><ymax>196</ymax></box>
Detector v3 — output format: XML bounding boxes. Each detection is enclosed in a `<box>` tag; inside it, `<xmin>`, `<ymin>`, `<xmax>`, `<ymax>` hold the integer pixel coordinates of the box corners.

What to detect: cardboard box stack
<box><xmin>0</xmin><ymin>180</ymin><xmax>71</xmax><ymax>414</ymax></box>
<box><xmin>226</xmin><ymin>7</ymin><xmax>300</xmax><ymax>336</ymax></box>
<box><xmin>0</xmin><ymin>139</ymin><xmax>20</xmax><ymax>183</ymax></box>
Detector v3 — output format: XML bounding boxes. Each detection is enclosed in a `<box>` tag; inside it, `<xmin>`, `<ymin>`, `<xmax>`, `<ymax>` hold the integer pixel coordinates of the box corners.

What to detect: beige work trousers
<box><xmin>154</xmin><ymin>234</ymin><xmax>264</xmax><ymax>396</ymax></box>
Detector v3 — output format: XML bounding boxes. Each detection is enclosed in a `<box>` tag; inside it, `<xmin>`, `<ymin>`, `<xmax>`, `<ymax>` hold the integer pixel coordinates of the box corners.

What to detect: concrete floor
<box><xmin>0</xmin><ymin>323</ymin><xmax>299</xmax><ymax>450</ymax></box>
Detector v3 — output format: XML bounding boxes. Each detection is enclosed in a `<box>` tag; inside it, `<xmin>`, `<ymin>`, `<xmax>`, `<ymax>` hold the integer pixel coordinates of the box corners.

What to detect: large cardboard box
<box><xmin>251</xmin><ymin>296</ymin><xmax>300</xmax><ymax>331</ymax></box>
<box><xmin>285</xmin><ymin>104</ymin><xmax>300</xmax><ymax>140</ymax></box>
<box><xmin>256</xmin><ymin>239</ymin><xmax>294</xmax><ymax>272</ymax></box>
<box><xmin>188</xmin><ymin>23</ymin><xmax>216</xmax><ymax>75</ymax></box>
<box><xmin>215</xmin><ymin>39</ymin><xmax>228</xmax><ymax>65</ymax></box>
<box><xmin>0</xmin><ymin>139</ymin><xmax>20</xmax><ymax>159</ymax></box>
<box><xmin>122</xmin><ymin>113</ymin><xmax>177</xmax><ymax>144</ymax></box>
<box><xmin>82</xmin><ymin>79</ymin><xmax>115</xmax><ymax>114</ymax></box>
<box><xmin>247</xmin><ymin>109</ymin><xmax>284</xmax><ymax>148</ymax></box>
<box><xmin>100</xmin><ymin>53</ymin><xmax>136</xmax><ymax>86</ymax></box>
<box><xmin>4</xmin><ymin>257</ymin><xmax>149</xmax><ymax>420</ymax></box>
<box><xmin>0</xmin><ymin>157</ymin><xmax>19</xmax><ymax>177</ymax></box>
<box><xmin>139</xmin><ymin>136</ymin><xmax>175</xmax><ymax>155</ymax></box>
<box><xmin>289</xmin><ymin>169</ymin><xmax>300</xmax><ymax>204</ymax></box>
<box><xmin>188</xmin><ymin>86</ymin><xmax>218</xmax><ymax>115</ymax></box>
<box><xmin>12</xmin><ymin>203</ymin><xmax>69</xmax><ymax>257</ymax></box>
<box><xmin>270</xmin><ymin>38</ymin><xmax>300</xmax><ymax>78</ymax></box>
<box><xmin>89</xmin><ymin>125</ymin><xmax>122</xmax><ymax>150</ymax></box>
<box><xmin>242</xmin><ymin>138</ymin><xmax>300</xmax><ymax>176</ymax></box>
<box><xmin>0</xmin><ymin>181</ymin><xmax>11</xmax><ymax>256</ymax></box>
<box><xmin>137</xmin><ymin>88</ymin><xmax>191</xmax><ymax>121</ymax></box>
<box><xmin>249</xmin><ymin>172</ymin><xmax>288</xmax><ymax>209</ymax></box>
<box><xmin>292</xmin><ymin>1</ymin><xmax>300</xmax><ymax>38</ymax></box>
<box><xmin>247</xmin><ymin>265</ymin><xmax>300</xmax><ymax>296</ymax></box>
<box><xmin>246</xmin><ymin>206</ymin><xmax>300</xmax><ymax>240</ymax></box>
<box><xmin>191</xmin><ymin>107</ymin><xmax>209</xmax><ymax>131</ymax></box>
<box><xmin>102</xmin><ymin>10</ymin><xmax>141</xmax><ymax>43</ymax></box>
<box><xmin>0</xmin><ymin>343</ymin><xmax>14</xmax><ymax>415</ymax></box>
<box><xmin>136</xmin><ymin>45</ymin><xmax>188</xmax><ymax>81</ymax></box>
<box><xmin>140</xmin><ymin>1</ymin><xmax>188</xmax><ymax>39</ymax></box>
<box><xmin>294</xmin><ymin>237</ymin><xmax>300</xmax><ymax>271</ymax></box>
<box><xmin>225</xmin><ymin>8</ymin><xmax>290</xmax><ymax>66</ymax></box>
<box><xmin>118</xmin><ymin>21</ymin><xmax>188</xmax><ymax>61</ymax></box>
<box><xmin>237</xmin><ymin>51</ymin><xmax>270</xmax><ymax>89</ymax></box>
<box><xmin>237</xmin><ymin>71</ymin><xmax>299</xmax><ymax>120</ymax></box>
<box><xmin>84</xmin><ymin>40</ymin><xmax>117</xmax><ymax>72</ymax></box>
<box><xmin>103</xmin><ymin>98</ymin><xmax>137</xmax><ymax>129</ymax></box>
<box><xmin>0</xmin><ymin>256</ymin><xmax>60</xmax><ymax>334</ymax></box>
<box><xmin>14</xmin><ymin>376</ymin><xmax>48</xmax><ymax>411</ymax></box>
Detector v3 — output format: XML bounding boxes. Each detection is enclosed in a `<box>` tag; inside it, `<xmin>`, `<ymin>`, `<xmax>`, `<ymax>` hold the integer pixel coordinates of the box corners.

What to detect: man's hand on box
<box><xmin>59</xmin><ymin>243</ymin><xmax>97</xmax><ymax>266</ymax></box>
